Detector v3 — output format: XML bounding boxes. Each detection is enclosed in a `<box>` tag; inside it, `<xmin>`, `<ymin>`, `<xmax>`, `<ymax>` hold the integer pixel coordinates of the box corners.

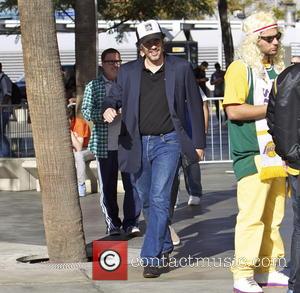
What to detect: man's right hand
<box><xmin>103</xmin><ymin>108</ymin><xmax>118</xmax><ymax>123</ymax></box>
<box><xmin>195</xmin><ymin>148</ymin><xmax>205</xmax><ymax>161</ymax></box>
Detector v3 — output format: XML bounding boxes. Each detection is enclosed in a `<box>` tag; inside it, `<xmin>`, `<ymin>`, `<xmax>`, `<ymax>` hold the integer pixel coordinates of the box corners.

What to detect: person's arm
<box><xmin>81</xmin><ymin>80</ymin><xmax>105</xmax><ymax>123</ymax></box>
<box><xmin>102</xmin><ymin>80</ymin><xmax>122</xmax><ymax>123</ymax></box>
<box><xmin>185</xmin><ymin>63</ymin><xmax>206</xmax><ymax>159</ymax></box>
<box><xmin>213</xmin><ymin>71</ymin><xmax>225</xmax><ymax>85</ymax></box>
<box><xmin>211</xmin><ymin>77</ymin><xmax>223</xmax><ymax>86</ymax></box>
<box><xmin>225</xmin><ymin>103</ymin><xmax>267</xmax><ymax>121</ymax></box>
<box><xmin>102</xmin><ymin>67</ymin><xmax>124</xmax><ymax>123</ymax></box>
<box><xmin>194</xmin><ymin>69</ymin><xmax>208</xmax><ymax>85</ymax></box>
<box><xmin>210</xmin><ymin>73</ymin><xmax>222</xmax><ymax>86</ymax></box>
<box><xmin>71</xmin><ymin>131</ymin><xmax>84</xmax><ymax>152</ymax></box>
<box><xmin>102</xmin><ymin>81</ymin><xmax>123</xmax><ymax>112</ymax></box>
<box><xmin>198</xmin><ymin>77</ymin><xmax>209</xmax><ymax>83</ymax></box>
<box><xmin>223</xmin><ymin>61</ymin><xmax>265</xmax><ymax>121</ymax></box>
<box><xmin>71</xmin><ymin>119</ymin><xmax>90</xmax><ymax>152</ymax></box>
<box><xmin>196</xmin><ymin>76</ymin><xmax>209</xmax><ymax>87</ymax></box>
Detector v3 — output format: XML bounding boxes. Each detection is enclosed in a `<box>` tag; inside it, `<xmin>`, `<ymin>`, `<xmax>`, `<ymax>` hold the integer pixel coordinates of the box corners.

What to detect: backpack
<box><xmin>0</xmin><ymin>74</ymin><xmax>22</xmax><ymax>104</ymax></box>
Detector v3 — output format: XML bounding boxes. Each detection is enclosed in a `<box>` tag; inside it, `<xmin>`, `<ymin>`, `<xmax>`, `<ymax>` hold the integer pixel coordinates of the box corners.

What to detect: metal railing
<box><xmin>203</xmin><ymin>97</ymin><xmax>232</xmax><ymax>163</ymax></box>
<box><xmin>0</xmin><ymin>99</ymin><xmax>232</xmax><ymax>163</ymax></box>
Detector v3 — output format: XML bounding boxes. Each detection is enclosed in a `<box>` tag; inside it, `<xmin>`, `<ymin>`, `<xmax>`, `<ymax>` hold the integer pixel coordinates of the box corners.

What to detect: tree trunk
<box><xmin>18</xmin><ymin>0</ymin><xmax>87</xmax><ymax>263</ymax></box>
<box><xmin>75</xmin><ymin>0</ymin><xmax>98</xmax><ymax>110</ymax></box>
<box><xmin>218</xmin><ymin>0</ymin><xmax>234</xmax><ymax>68</ymax></box>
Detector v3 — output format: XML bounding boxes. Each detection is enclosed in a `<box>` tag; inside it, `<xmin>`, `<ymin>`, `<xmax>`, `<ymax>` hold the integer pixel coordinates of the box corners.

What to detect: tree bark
<box><xmin>218</xmin><ymin>0</ymin><xmax>234</xmax><ymax>68</ymax></box>
<box><xmin>18</xmin><ymin>0</ymin><xmax>87</xmax><ymax>262</ymax></box>
<box><xmin>75</xmin><ymin>0</ymin><xmax>98</xmax><ymax>110</ymax></box>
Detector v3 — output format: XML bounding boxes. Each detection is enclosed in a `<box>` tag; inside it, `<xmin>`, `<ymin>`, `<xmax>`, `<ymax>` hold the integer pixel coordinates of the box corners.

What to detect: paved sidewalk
<box><xmin>0</xmin><ymin>163</ymin><xmax>293</xmax><ymax>293</ymax></box>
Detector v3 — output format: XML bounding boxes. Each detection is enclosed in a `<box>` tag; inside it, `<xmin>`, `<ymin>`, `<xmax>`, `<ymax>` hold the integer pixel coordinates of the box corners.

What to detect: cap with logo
<box><xmin>136</xmin><ymin>20</ymin><xmax>164</xmax><ymax>44</ymax></box>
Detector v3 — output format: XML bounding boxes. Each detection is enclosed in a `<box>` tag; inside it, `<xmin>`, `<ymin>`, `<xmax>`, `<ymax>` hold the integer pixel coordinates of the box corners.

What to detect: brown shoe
<box><xmin>143</xmin><ymin>265</ymin><xmax>161</xmax><ymax>278</ymax></box>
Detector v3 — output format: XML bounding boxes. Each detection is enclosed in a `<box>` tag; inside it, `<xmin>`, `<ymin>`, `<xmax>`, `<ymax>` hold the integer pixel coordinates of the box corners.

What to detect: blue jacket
<box><xmin>103</xmin><ymin>55</ymin><xmax>206</xmax><ymax>173</ymax></box>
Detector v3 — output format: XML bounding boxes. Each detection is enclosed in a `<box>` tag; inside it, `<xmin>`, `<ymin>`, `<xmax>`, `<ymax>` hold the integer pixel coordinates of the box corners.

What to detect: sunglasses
<box><xmin>142</xmin><ymin>38</ymin><xmax>162</xmax><ymax>48</ymax></box>
<box><xmin>103</xmin><ymin>60</ymin><xmax>122</xmax><ymax>65</ymax></box>
<box><xmin>259</xmin><ymin>32</ymin><xmax>282</xmax><ymax>43</ymax></box>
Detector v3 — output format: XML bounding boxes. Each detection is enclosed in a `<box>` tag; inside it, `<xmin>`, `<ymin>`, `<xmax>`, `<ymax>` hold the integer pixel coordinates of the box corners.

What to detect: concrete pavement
<box><xmin>0</xmin><ymin>163</ymin><xmax>293</xmax><ymax>293</ymax></box>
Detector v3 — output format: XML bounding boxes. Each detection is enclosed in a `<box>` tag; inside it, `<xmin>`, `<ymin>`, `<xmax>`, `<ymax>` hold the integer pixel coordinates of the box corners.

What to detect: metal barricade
<box><xmin>203</xmin><ymin>97</ymin><xmax>232</xmax><ymax>163</ymax></box>
<box><xmin>0</xmin><ymin>104</ymin><xmax>34</xmax><ymax>158</ymax></box>
<box><xmin>0</xmin><ymin>99</ymin><xmax>232</xmax><ymax>162</ymax></box>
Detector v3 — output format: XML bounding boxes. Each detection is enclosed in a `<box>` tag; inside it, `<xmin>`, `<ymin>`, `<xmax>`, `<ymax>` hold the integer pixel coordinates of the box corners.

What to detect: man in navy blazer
<box><xmin>103</xmin><ymin>20</ymin><xmax>206</xmax><ymax>278</ymax></box>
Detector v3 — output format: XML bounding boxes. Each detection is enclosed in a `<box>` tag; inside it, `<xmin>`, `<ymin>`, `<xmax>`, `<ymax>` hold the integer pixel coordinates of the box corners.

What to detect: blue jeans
<box><xmin>131</xmin><ymin>131</ymin><xmax>180</xmax><ymax>266</ymax></box>
<box><xmin>0</xmin><ymin>111</ymin><xmax>10</xmax><ymax>157</ymax></box>
<box><xmin>288</xmin><ymin>175</ymin><xmax>300</xmax><ymax>292</ymax></box>
<box><xmin>182</xmin><ymin>158</ymin><xmax>202</xmax><ymax>197</ymax></box>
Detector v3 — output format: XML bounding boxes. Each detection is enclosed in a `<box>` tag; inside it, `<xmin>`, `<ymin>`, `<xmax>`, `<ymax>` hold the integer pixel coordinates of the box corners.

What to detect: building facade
<box><xmin>0</xmin><ymin>19</ymin><xmax>300</xmax><ymax>81</ymax></box>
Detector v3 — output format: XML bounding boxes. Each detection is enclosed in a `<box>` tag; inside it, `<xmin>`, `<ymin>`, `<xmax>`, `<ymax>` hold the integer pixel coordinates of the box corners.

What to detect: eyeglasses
<box><xmin>103</xmin><ymin>60</ymin><xmax>122</xmax><ymax>65</ymax></box>
<box><xmin>259</xmin><ymin>32</ymin><xmax>282</xmax><ymax>43</ymax></box>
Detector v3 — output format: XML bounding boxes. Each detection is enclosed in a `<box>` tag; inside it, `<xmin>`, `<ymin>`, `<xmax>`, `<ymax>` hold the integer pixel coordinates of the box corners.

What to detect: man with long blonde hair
<box><xmin>223</xmin><ymin>11</ymin><xmax>288</xmax><ymax>293</ymax></box>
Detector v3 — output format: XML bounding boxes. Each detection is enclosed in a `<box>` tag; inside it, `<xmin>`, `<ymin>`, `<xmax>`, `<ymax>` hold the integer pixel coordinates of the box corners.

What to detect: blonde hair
<box><xmin>236</xmin><ymin>11</ymin><xmax>285</xmax><ymax>79</ymax></box>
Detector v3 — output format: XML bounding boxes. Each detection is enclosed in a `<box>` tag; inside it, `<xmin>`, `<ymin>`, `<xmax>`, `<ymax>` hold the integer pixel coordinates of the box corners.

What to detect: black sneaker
<box><xmin>143</xmin><ymin>265</ymin><xmax>161</xmax><ymax>278</ymax></box>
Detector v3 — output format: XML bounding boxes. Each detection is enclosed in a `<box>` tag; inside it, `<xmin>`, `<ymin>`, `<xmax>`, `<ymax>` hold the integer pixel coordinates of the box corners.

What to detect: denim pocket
<box><xmin>160</xmin><ymin>132</ymin><xmax>179</xmax><ymax>144</ymax></box>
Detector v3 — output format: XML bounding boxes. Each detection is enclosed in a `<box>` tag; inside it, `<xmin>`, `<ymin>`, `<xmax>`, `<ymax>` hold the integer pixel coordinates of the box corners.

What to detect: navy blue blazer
<box><xmin>103</xmin><ymin>54</ymin><xmax>206</xmax><ymax>173</ymax></box>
